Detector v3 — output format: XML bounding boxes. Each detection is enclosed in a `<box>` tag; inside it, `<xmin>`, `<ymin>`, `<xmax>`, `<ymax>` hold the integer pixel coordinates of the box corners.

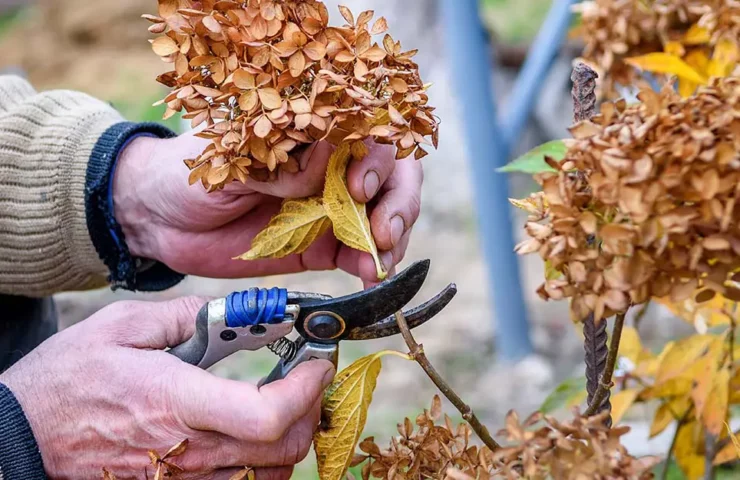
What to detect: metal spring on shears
<box><xmin>267</xmin><ymin>338</ymin><xmax>297</xmax><ymax>361</ymax></box>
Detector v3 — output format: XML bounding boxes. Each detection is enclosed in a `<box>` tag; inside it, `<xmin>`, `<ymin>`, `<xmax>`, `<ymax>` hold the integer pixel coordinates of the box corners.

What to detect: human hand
<box><xmin>113</xmin><ymin>133</ymin><xmax>422</xmax><ymax>288</ymax></box>
<box><xmin>0</xmin><ymin>297</ymin><xmax>335</xmax><ymax>480</ymax></box>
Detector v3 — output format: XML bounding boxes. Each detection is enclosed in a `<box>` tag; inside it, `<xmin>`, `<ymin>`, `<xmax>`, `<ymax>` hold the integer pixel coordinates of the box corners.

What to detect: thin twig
<box><xmin>715</xmin><ymin>427</ymin><xmax>740</xmax><ymax>452</ymax></box>
<box><xmin>393</xmin><ymin>311</ymin><xmax>501</xmax><ymax>451</ymax></box>
<box><xmin>584</xmin><ymin>312</ymin><xmax>626</xmax><ymax>422</ymax></box>
<box><xmin>661</xmin><ymin>409</ymin><xmax>692</xmax><ymax>480</ymax></box>
<box><xmin>704</xmin><ymin>432</ymin><xmax>717</xmax><ymax>480</ymax></box>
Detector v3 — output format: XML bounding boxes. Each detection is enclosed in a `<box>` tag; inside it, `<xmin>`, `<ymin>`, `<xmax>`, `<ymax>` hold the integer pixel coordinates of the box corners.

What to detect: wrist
<box><xmin>113</xmin><ymin>135</ymin><xmax>160</xmax><ymax>261</ymax></box>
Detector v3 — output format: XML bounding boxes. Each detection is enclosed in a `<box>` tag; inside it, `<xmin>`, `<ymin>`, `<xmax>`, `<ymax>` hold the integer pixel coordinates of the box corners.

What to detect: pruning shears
<box><xmin>168</xmin><ymin>260</ymin><xmax>455</xmax><ymax>386</ymax></box>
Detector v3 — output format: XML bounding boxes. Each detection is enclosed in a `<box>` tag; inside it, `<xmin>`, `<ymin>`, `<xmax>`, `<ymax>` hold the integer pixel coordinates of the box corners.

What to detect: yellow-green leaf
<box><xmin>625</xmin><ymin>52</ymin><xmax>708</xmax><ymax>85</ymax></box>
<box><xmin>314</xmin><ymin>351</ymin><xmax>410</xmax><ymax>480</ymax></box>
<box><xmin>235</xmin><ymin>197</ymin><xmax>331</xmax><ymax>260</ymax></box>
<box><xmin>539</xmin><ymin>376</ymin><xmax>585</xmax><ymax>414</ymax></box>
<box><xmin>497</xmin><ymin>140</ymin><xmax>565</xmax><ymax>174</ymax></box>
<box><xmin>544</xmin><ymin>260</ymin><xmax>562</xmax><ymax>280</ymax></box>
<box><xmin>323</xmin><ymin>142</ymin><xmax>385</xmax><ymax>280</ymax></box>
<box><xmin>610</xmin><ymin>388</ymin><xmax>639</xmax><ymax>425</ymax></box>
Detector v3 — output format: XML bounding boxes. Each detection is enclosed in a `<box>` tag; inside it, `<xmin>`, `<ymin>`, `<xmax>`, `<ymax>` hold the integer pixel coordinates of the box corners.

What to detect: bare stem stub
<box><xmin>571</xmin><ymin>62</ymin><xmax>598</xmax><ymax>123</ymax></box>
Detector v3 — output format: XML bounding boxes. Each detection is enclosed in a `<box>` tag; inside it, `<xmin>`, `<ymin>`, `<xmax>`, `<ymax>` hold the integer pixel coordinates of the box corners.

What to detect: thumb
<box><xmin>232</xmin><ymin>141</ymin><xmax>335</xmax><ymax>198</ymax></box>
<box><xmin>99</xmin><ymin>296</ymin><xmax>212</xmax><ymax>350</ymax></box>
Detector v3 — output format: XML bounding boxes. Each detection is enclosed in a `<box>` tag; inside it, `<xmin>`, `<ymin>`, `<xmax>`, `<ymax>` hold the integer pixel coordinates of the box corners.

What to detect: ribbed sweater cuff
<box><xmin>0</xmin><ymin>384</ymin><xmax>45</xmax><ymax>480</ymax></box>
<box><xmin>86</xmin><ymin>122</ymin><xmax>186</xmax><ymax>292</ymax></box>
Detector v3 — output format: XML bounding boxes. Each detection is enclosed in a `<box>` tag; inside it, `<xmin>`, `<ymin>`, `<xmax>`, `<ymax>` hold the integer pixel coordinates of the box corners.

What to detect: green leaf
<box><xmin>497</xmin><ymin>140</ymin><xmax>566</xmax><ymax>174</ymax></box>
<box><xmin>540</xmin><ymin>376</ymin><xmax>586</xmax><ymax>414</ymax></box>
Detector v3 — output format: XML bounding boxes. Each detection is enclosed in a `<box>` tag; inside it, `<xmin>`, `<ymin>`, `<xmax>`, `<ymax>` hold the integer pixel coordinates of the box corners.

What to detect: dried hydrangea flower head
<box><xmin>573</xmin><ymin>0</ymin><xmax>740</xmax><ymax>98</ymax></box>
<box><xmin>352</xmin><ymin>397</ymin><xmax>659</xmax><ymax>479</ymax></box>
<box><xmin>145</xmin><ymin>0</ymin><xmax>439</xmax><ymax>191</ymax></box>
<box><xmin>515</xmin><ymin>76</ymin><xmax>740</xmax><ymax>322</ymax></box>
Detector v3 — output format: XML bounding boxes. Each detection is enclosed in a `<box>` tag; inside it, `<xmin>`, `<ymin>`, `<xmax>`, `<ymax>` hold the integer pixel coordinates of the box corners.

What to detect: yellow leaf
<box><xmin>544</xmin><ymin>260</ymin><xmax>562</xmax><ymax>280</ymax></box>
<box><xmin>690</xmin><ymin>336</ymin><xmax>725</xmax><ymax>418</ymax></box>
<box><xmin>314</xmin><ymin>351</ymin><xmax>410</xmax><ymax>480</ymax></box>
<box><xmin>235</xmin><ymin>197</ymin><xmax>331</xmax><ymax>260</ymax></box>
<box><xmin>650</xmin><ymin>397</ymin><xmax>691</xmax><ymax>438</ymax></box>
<box><xmin>610</xmin><ymin>389</ymin><xmax>639</xmax><ymax>425</ymax></box>
<box><xmin>323</xmin><ymin>143</ymin><xmax>386</xmax><ymax>280</ymax></box>
<box><xmin>625</xmin><ymin>53</ymin><xmax>708</xmax><ymax>85</ymax></box>
<box><xmin>656</xmin><ymin>334</ymin><xmax>713</xmax><ymax>384</ymax></box>
<box><xmin>675</xmin><ymin>420</ymin><xmax>705</xmax><ymax>480</ymax></box>
<box><xmin>683</xmin><ymin>24</ymin><xmax>711</xmax><ymax>45</ymax></box>
<box><xmin>678</xmin><ymin>49</ymin><xmax>711</xmax><ymax>98</ymax></box>
<box><xmin>707</xmin><ymin>38</ymin><xmax>739</xmax><ymax>78</ymax></box>
<box><xmin>702</xmin><ymin>366</ymin><xmax>730</xmax><ymax>436</ymax></box>
<box><xmin>618</xmin><ymin>326</ymin><xmax>642</xmax><ymax>364</ymax></box>
<box><xmin>714</xmin><ymin>423</ymin><xmax>740</xmax><ymax>465</ymax></box>
<box><xmin>635</xmin><ymin>340</ymin><xmax>672</xmax><ymax>377</ymax></box>
<box><xmin>664</xmin><ymin>41</ymin><xmax>685</xmax><ymax>58</ymax></box>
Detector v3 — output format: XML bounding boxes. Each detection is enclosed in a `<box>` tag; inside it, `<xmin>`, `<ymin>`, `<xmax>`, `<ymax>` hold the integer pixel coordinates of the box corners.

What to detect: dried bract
<box><xmin>515</xmin><ymin>77</ymin><xmax>740</xmax><ymax>322</ymax></box>
<box><xmin>353</xmin><ymin>397</ymin><xmax>658</xmax><ymax>479</ymax></box>
<box><xmin>574</xmin><ymin>0</ymin><xmax>740</xmax><ymax>97</ymax></box>
<box><xmin>146</xmin><ymin>0</ymin><xmax>438</xmax><ymax>190</ymax></box>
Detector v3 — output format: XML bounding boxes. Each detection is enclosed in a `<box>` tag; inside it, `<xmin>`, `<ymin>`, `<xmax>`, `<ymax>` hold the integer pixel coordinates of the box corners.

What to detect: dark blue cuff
<box><xmin>0</xmin><ymin>383</ymin><xmax>46</xmax><ymax>479</ymax></box>
<box><xmin>85</xmin><ymin>122</ymin><xmax>186</xmax><ymax>292</ymax></box>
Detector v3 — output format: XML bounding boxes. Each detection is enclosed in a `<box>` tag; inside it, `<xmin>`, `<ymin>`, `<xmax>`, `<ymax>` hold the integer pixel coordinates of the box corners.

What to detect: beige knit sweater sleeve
<box><xmin>0</xmin><ymin>75</ymin><xmax>126</xmax><ymax>298</ymax></box>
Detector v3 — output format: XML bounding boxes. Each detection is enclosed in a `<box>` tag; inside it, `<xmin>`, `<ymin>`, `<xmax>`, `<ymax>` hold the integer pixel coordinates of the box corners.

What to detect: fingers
<box><xmin>93</xmin><ymin>297</ymin><xmax>212</xmax><ymax>349</ymax></box>
<box><xmin>346</xmin><ymin>140</ymin><xmax>397</xmax><ymax>203</ymax></box>
<box><xmin>177</xmin><ymin>360</ymin><xmax>334</xmax><ymax>444</ymax></box>
<box><xmin>255</xmin><ymin>359</ymin><xmax>335</xmax><ymax>438</ymax></box>
<box><xmin>369</xmin><ymin>157</ymin><xmax>423</xmax><ymax>252</ymax></box>
<box><xmin>227</xmin><ymin>142</ymin><xmax>332</xmax><ymax>198</ymax></box>
<box><xmin>209</xmin><ymin>467</ymin><xmax>294</xmax><ymax>480</ymax></box>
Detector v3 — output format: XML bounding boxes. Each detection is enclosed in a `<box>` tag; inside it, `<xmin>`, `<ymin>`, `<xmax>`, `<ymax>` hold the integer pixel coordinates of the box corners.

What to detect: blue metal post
<box><xmin>440</xmin><ymin>0</ymin><xmax>533</xmax><ymax>362</ymax></box>
<box><xmin>500</xmin><ymin>0</ymin><xmax>578</xmax><ymax>147</ymax></box>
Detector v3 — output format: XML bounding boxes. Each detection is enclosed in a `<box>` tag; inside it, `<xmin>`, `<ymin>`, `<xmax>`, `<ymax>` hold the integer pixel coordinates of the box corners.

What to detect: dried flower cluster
<box><xmin>573</xmin><ymin>0</ymin><xmax>740</xmax><ymax>97</ymax></box>
<box><xmin>492</xmin><ymin>409</ymin><xmax>660</xmax><ymax>479</ymax></box>
<box><xmin>514</xmin><ymin>76</ymin><xmax>740</xmax><ymax>322</ymax></box>
<box><xmin>351</xmin><ymin>397</ymin><xmax>658</xmax><ymax>479</ymax></box>
<box><xmin>145</xmin><ymin>0</ymin><xmax>438</xmax><ymax>189</ymax></box>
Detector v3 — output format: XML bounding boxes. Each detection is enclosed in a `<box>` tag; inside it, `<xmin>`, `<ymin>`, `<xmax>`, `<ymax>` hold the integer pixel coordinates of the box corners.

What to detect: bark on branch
<box><xmin>393</xmin><ymin>311</ymin><xmax>501</xmax><ymax>451</ymax></box>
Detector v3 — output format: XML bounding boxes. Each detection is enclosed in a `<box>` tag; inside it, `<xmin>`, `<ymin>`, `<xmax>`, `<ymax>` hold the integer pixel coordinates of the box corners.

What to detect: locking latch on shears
<box><xmin>169</xmin><ymin>260</ymin><xmax>455</xmax><ymax>386</ymax></box>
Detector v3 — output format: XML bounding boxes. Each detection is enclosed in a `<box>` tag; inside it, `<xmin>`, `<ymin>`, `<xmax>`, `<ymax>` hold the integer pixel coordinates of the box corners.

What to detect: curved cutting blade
<box><xmin>345</xmin><ymin>283</ymin><xmax>457</xmax><ymax>340</ymax></box>
<box><xmin>292</xmin><ymin>259</ymin><xmax>430</xmax><ymax>342</ymax></box>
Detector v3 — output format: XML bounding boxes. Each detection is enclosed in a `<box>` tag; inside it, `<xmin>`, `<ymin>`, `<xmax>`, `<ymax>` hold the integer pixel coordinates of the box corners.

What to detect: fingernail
<box><xmin>390</xmin><ymin>216</ymin><xmax>405</xmax><ymax>247</ymax></box>
<box><xmin>322</xmin><ymin>365</ymin><xmax>336</xmax><ymax>389</ymax></box>
<box><xmin>363</xmin><ymin>170</ymin><xmax>380</xmax><ymax>199</ymax></box>
<box><xmin>380</xmin><ymin>251</ymin><xmax>393</xmax><ymax>272</ymax></box>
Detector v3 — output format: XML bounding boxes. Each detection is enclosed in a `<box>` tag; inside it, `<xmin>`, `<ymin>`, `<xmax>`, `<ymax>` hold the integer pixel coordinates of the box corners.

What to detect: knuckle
<box><xmin>256</xmin><ymin>408</ymin><xmax>287</xmax><ymax>443</ymax></box>
<box><xmin>284</xmin><ymin>433</ymin><xmax>312</xmax><ymax>465</ymax></box>
<box><xmin>408</xmin><ymin>193</ymin><xmax>422</xmax><ymax>221</ymax></box>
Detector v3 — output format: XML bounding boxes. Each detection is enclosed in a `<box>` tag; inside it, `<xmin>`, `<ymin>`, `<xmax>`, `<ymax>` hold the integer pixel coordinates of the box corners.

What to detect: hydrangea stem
<box><xmin>393</xmin><ymin>311</ymin><xmax>501</xmax><ymax>451</ymax></box>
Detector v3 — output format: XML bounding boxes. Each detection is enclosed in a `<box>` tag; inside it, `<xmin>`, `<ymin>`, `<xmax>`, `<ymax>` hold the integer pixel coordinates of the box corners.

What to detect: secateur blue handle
<box><xmin>167</xmin><ymin>287</ymin><xmax>290</xmax><ymax>368</ymax></box>
<box><xmin>225</xmin><ymin>287</ymin><xmax>289</xmax><ymax>327</ymax></box>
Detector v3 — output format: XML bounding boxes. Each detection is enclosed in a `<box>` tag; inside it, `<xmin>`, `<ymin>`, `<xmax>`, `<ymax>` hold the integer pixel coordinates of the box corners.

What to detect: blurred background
<box><xmin>0</xmin><ymin>0</ymin><xmax>698</xmax><ymax>477</ymax></box>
